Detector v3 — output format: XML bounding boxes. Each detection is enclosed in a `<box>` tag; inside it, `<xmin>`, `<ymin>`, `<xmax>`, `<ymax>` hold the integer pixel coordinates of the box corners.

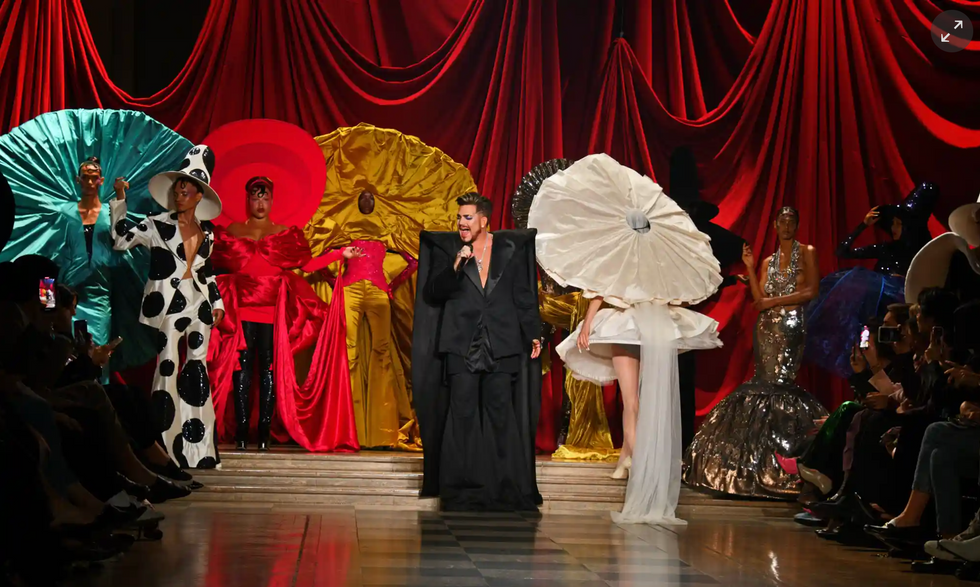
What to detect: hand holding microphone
<box><xmin>455</xmin><ymin>243</ymin><xmax>474</xmax><ymax>271</ymax></box>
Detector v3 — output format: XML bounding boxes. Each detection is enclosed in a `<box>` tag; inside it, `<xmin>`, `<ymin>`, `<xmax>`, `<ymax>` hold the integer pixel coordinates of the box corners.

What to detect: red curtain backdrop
<box><xmin>2</xmin><ymin>0</ymin><xmax>980</xmax><ymax>451</ymax></box>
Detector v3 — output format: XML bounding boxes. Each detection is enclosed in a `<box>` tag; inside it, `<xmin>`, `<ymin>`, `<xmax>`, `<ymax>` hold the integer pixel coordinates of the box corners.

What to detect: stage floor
<box><xmin>66</xmin><ymin>501</ymin><xmax>943</xmax><ymax>587</ymax></box>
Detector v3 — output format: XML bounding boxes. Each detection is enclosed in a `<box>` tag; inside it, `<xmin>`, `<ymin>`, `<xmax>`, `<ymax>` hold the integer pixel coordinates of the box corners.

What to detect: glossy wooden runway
<box><xmin>66</xmin><ymin>501</ymin><xmax>954</xmax><ymax>587</ymax></box>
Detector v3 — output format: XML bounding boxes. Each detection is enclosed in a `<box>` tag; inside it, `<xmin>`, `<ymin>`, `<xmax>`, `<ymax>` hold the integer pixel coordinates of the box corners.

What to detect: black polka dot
<box><xmin>170</xmin><ymin>213</ymin><xmax>179</xmax><ymax>221</ymax></box>
<box><xmin>197</xmin><ymin>260</ymin><xmax>213</xmax><ymax>284</ymax></box>
<box><xmin>172</xmin><ymin>434</ymin><xmax>189</xmax><ymax>469</ymax></box>
<box><xmin>201</xmin><ymin>220</ymin><xmax>214</xmax><ymax>232</ymax></box>
<box><xmin>156</xmin><ymin>331</ymin><xmax>168</xmax><ymax>354</ymax></box>
<box><xmin>159</xmin><ymin>360</ymin><xmax>175</xmax><ymax>377</ymax></box>
<box><xmin>154</xmin><ymin>220</ymin><xmax>177</xmax><ymax>242</ymax></box>
<box><xmin>149</xmin><ymin>246</ymin><xmax>177</xmax><ymax>279</ymax></box>
<box><xmin>142</xmin><ymin>291</ymin><xmax>165</xmax><ymax>318</ymax></box>
<box><xmin>125</xmin><ymin>233</ymin><xmax>135</xmax><ymax>242</ymax></box>
<box><xmin>166</xmin><ymin>288</ymin><xmax>187</xmax><ymax>315</ymax></box>
<box><xmin>198</xmin><ymin>238</ymin><xmax>211</xmax><ymax>259</ymax></box>
<box><xmin>175</xmin><ymin>317</ymin><xmax>192</xmax><ymax>332</ymax></box>
<box><xmin>189</xmin><ymin>169</ymin><xmax>208</xmax><ymax>182</ymax></box>
<box><xmin>182</xmin><ymin>418</ymin><xmax>206</xmax><ymax>443</ymax></box>
<box><xmin>201</xmin><ymin>147</ymin><xmax>213</xmax><ymax>166</ymax></box>
<box><xmin>198</xmin><ymin>301</ymin><xmax>214</xmax><ymax>326</ymax></box>
<box><xmin>138</xmin><ymin>222</ymin><xmax>148</xmax><ymax>232</ymax></box>
<box><xmin>115</xmin><ymin>219</ymin><xmax>135</xmax><ymax>236</ymax></box>
<box><xmin>170</xmin><ymin>277</ymin><xmax>181</xmax><ymax>289</ymax></box>
<box><xmin>177</xmin><ymin>359</ymin><xmax>210</xmax><ymax>407</ymax></box>
<box><xmin>196</xmin><ymin>456</ymin><xmax>217</xmax><ymax>469</ymax></box>
<box><xmin>152</xmin><ymin>390</ymin><xmax>175</xmax><ymax>432</ymax></box>
<box><xmin>208</xmin><ymin>282</ymin><xmax>221</xmax><ymax>304</ymax></box>
<box><xmin>176</xmin><ymin>242</ymin><xmax>186</xmax><ymax>261</ymax></box>
<box><xmin>188</xmin><ymin>331</ymin><xmax>205</xmax><ymax>350</ymax></box>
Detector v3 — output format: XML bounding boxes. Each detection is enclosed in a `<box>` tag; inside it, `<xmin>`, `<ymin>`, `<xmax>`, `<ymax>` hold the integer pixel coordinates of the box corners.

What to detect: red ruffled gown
<box><xmin>208</xmin><ymin>226</ymin><xmax>359</xmax><ymax>451</ymax></box>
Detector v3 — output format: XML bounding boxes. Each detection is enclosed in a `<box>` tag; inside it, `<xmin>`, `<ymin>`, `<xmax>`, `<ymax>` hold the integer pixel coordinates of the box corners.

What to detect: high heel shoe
<box><xmin>611</xmin><ymin>456</ymin><xmax>632</xmax><ymax>480</ymax></box>
<box><xmin>798</xmin><ymin>464</ymin><xmax>833</xmax><ymax>496</ymax></box>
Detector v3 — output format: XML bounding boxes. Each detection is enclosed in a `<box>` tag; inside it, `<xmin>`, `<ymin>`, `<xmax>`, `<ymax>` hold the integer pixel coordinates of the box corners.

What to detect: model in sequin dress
<box><xmin>683</xmin><ymin>207</ymin><xmax>828</xmax><ymax>499</ymax></box>
<box><xmin>803</xmin><ymin>183</ymin><xmax>937</xmax><ymax>378</ymax></box>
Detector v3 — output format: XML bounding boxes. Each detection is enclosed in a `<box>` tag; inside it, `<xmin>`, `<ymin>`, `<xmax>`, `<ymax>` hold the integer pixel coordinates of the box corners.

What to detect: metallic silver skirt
<box><xmin>682</xmin><ymin>307</ymin><xmax>828</xmax><ymax>499</ymax></box>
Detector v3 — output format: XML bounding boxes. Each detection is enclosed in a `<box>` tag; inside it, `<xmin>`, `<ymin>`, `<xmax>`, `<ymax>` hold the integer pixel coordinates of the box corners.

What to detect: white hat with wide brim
<box><xmin>148</xmin><ymin>144</ymin><xmax>222</xmax><ymax>221</ymax></box>
<box><xmin>905</xmin><ymin>232</ymin><xmax>980</xmax><ymax>303</ymax></box>
<box><xmin>948</xmin><ymin>193</ymin><xmax>980</xmax><ymax>248</ymax></box>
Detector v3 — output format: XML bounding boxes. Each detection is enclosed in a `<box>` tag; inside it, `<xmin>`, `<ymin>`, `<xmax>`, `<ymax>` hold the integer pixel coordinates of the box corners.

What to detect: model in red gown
<box><xmin>208</xmin><ymin>177</ymin><xmax>361</xmax><ymax>451</ymax></box>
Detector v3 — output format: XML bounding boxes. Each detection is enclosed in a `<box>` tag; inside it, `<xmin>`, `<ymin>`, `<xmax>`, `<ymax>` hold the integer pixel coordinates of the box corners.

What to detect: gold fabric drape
<box><xmin>303</xmin><ymin>124</ymin><xmax>477</xmax><ymax>449</ymax></box>
<box><xmin>540</xmin><ymin>291</ymin><xmax>620</xmax><ymax>462</ymax></box>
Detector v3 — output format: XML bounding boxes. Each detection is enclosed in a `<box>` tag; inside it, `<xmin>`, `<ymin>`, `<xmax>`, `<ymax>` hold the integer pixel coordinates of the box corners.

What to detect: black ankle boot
<box><xmin>257</xmin><ymin>367</ymin><xmax>275</xmax><ymax>452</ymax></box>
<box><xmin>233</xmin><ymin>350</ymin><xmax>254</xmax><ymax>449</ymax></box>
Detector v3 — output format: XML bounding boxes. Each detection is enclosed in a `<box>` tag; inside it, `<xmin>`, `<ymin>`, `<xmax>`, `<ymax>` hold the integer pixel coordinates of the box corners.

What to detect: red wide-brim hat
<box><xmin>202</xmin><ymin>119</ymin><xmax>325</xmax><ymax>228</ymax></box>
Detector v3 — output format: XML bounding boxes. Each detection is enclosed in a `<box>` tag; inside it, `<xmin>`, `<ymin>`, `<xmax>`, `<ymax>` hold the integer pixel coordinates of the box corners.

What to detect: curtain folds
<box><xmin>2</xmin><ymin>0</ymin><xmax>979</xmax><ymax>433</ymax></box>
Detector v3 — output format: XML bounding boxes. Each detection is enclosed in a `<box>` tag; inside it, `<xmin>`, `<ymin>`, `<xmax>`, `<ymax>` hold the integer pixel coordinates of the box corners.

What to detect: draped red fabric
<box><xmin>2</xmin><ymin>0</ymin><xmax>979</xmax><ymax>437</ymax></box>
<box><xmin>208</xmin><ymin>227</ymin><xmax>358</xmax><ymax>451</ymax></box>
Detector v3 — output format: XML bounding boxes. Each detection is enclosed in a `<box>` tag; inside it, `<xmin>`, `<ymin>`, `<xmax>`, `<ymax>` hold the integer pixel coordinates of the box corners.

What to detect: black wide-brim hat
<box><xmin>877</xmin><ymin>181</ymin><xmax>939</xmax><ymax>227</ymax></box>
<box><xmin>0</xmin><ymin>169</ymin><xmax>13</xmax><ymax>252</ymax></box>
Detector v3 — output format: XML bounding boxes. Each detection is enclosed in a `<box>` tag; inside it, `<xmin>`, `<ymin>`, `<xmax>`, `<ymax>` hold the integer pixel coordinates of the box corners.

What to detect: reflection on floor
<box><xmin>63</xmin><ymin>500</ymin><xmax>953</xmax><ymax>587</ymax></box>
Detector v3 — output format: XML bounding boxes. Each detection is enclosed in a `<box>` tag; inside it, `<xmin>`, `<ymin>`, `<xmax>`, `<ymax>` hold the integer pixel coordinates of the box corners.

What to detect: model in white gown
<box><xmin>529</xmin><ymin>153</ymin><xmax>722</xmax><ymax>525</ymax></box>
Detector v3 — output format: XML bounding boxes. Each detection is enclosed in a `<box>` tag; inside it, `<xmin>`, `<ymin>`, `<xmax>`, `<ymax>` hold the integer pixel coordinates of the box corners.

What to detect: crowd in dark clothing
<box><xmin>0</xmin><ymin>255</ymin><xmax>200</xmax><ymax>586</ymax></box>
<box><xmin>788</xmin><ymin>285</ymin><xmax>980</xmax><ymax>577</ymax></box>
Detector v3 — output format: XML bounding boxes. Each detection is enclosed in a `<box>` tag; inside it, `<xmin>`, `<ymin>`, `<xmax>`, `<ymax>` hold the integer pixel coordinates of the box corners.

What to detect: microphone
<box><xmin>456</xmin><ymin>243</ymin><xmax>474</xmax><ymax>271</ymax></box>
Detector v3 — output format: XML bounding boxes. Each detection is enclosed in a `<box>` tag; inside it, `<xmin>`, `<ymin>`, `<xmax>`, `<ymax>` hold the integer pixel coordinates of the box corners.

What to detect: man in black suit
<box><xmin>412</xmin><ymin>193</ymin><xmax>543</xmax><ymax>511</ymax></box>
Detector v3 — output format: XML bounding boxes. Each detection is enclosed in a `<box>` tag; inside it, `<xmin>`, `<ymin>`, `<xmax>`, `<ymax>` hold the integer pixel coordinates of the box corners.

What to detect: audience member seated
<box><xmin>0</xmin><ymin>255</ymin><xmax>198</xmax><ymax>584</ymax></box>
<box><xmin>54</xmin><ymin>284</ymin><xmax>198</xmax><ymax>486</ymax></box>
<box><xmin>785</xmin><ymin>307</ymin><xmax>916</xmax><ymax>504</ymax></box>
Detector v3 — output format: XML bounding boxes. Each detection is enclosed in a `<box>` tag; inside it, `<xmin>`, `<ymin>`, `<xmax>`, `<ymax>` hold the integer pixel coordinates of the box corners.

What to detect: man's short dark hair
<box><xmin>174</xmin><ymin>177</ymin><xmax>204</xmax><ymax>195</ymax></box>
<box><xmin>456</xmin><ymin>192</ymin><xmax>493</xmax><ymax>218</ymax></box>
<box><xmin>885</xmin><ymin>303</ymin><xmax>911</xmax><ymax>327</ymax></box>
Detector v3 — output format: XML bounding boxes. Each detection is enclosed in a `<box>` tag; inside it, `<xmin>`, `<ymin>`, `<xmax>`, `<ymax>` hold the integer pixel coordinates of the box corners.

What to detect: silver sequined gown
<box><xmin>683</xmin><ymin>241</ymin><xmax>828</xmax><ymax>499</ymax></box>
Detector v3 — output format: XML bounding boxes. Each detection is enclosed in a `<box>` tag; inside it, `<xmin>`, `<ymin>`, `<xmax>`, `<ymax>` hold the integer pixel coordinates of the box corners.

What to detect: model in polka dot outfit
<box><xmin>110</xmin><ymin>145</ymin><xmax>225</xmax><ymax>470</ymax></box>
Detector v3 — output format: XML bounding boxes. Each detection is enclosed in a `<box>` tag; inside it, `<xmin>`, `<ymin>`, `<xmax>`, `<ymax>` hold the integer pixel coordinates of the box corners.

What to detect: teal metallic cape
<box><xmin>0</xmin><ymin>109</ymin><xmax>192</xmax><ymax>371</ymax></box>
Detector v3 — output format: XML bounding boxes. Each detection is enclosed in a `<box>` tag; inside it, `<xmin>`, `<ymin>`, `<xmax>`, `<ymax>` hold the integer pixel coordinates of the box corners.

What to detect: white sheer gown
<box><xmin>529</xmin><ymin>153</ymin><xmax>723</xmax><ymax>526</ymax></box>
<box><xmin>557</xmin><ymin>302</ymin><xmax>720</xmax><ymax>525</ymax></box>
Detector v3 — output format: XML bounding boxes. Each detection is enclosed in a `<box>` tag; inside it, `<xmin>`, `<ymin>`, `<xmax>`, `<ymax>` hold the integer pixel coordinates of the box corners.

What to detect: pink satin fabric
<box><xmin>303</xmin><ymin>239</ymin><xmax>418</xmax><ymax>295</ymax></box>
<box><xmin>208</xmin><ymin>226</ymin><xmax>358</xmax><ymax>452</ymax></box>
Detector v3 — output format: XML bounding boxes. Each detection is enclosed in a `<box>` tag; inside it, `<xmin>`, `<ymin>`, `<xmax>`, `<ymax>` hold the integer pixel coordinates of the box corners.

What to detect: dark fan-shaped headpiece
<box><xmin>511</xmin><ymin>158</ymin><xmax>573</xmax><ymax>229</ymax></box>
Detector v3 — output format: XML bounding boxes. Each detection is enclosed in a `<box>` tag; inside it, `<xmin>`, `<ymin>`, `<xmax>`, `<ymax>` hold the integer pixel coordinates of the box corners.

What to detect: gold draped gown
<box><xmin>303</xmin><ymin>124</ymin><xmax>477</xmax><ymax>449</ymax></box>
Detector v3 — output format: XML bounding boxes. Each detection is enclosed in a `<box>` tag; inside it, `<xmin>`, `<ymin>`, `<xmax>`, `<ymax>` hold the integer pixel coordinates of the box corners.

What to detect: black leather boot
<box><xmin>257</xmin><ymin>366</ymin><xmax>275</xmax><ymax>452</ymax></box>
<box><xmin>232</xmin><ymin>349</ymin><xmax>254</xmax><ymax>451</ymax></box>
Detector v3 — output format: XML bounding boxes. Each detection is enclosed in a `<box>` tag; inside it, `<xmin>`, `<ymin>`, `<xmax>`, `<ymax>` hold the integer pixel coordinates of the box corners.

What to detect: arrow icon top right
<box><xmin>931</xmin><ymin>10</ymin><xmax>973</xmax><ymax>53</ymax></box>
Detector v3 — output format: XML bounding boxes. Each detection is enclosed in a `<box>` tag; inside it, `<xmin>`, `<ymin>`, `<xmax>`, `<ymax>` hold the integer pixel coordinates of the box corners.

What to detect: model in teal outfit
<box><xmin>0</xmin><ymin>109</ymin><xmax>192</xmax><ymax>371</ymax></box>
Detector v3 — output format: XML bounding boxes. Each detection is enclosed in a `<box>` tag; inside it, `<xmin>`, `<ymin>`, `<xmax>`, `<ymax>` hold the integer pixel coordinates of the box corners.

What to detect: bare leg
<box><xmin>890</xmin><ymin>490</ymin><xmax>929</xmax><ymax>528</ymax></box>
<box><xmin>65</xmin><ymin>482</ymin><xmax>107</xmax><ymax>517</ymax></box>
<box><xmin>114</xmin><ymin>444</ymin><xmax>159</xmax><ymax>486</ymax></box>
<box><xmin>140</xmin><ymin>442</ymin><xmax>173</xmax><ymax>467</ymax></box>
<box><xmin>45</xmin><ymin>482</ymin><xmax>96</xmax><ymax>527</ymax></box>
<box><xmin>612</xmin><ymin>346</ymin><xmax>640</xmax><ymax>463</ymax></box>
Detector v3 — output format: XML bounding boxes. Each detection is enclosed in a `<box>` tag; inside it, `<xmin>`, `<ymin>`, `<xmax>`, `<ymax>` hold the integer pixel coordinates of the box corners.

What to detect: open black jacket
<box><xmin>411</xmin><ymin>229</ymin><xmax>542</xmax><ymax>500</ymax></box>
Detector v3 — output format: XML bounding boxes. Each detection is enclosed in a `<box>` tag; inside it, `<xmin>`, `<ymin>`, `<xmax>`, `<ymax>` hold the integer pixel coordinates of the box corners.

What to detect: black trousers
<box><xmin>233</xmin><ymin>321</ymin><xmax>275</xmax><ymax>440</ymax></box>
<box><xmin>439</xmin><ymin>363</ymin><xmax>538</xmax><ymax>512</ymax></box>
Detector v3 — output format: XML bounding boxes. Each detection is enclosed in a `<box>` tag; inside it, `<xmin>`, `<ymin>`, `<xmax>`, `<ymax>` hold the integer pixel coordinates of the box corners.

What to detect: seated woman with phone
<box><xmin>49</xmin><ymin>285</ymin><xmax>198</xmax><ymax>497</ymax></box>
<box><xmin>785</xmin><ymin>305</ymin><xmax>919</xmax><ymax>528</ymax></box>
